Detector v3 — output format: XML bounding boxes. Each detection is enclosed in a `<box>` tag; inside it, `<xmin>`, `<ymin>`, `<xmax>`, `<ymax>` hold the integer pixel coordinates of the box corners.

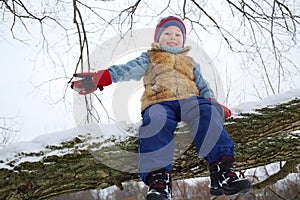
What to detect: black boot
<box><xmin>209</xmin><ymin>163</ymin><xmax>224</xmax><ymax>195</ymax></box>
<box><xmin>209</xmin><ymin>156</ymin><xmax>252</xmax><ymax>196</ymax></box>
<box><xmin>146</xmin><ymin>168</ymin><xmax>172</xmax><ymax>200</ymax></box>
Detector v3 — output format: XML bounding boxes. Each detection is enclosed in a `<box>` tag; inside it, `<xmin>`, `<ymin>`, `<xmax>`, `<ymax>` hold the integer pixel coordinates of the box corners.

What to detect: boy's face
<box><xmin>158</xmin><ymin>26</ymin><xmax>184</xmax><ymax>48</ymax></box>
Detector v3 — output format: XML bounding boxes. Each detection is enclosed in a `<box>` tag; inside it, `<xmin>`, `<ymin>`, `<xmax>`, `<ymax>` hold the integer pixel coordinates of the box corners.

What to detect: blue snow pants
<box><xmin>138</xmin><ymin>96</ymin><xmax>234</xmax><ymax>184</ymax></box>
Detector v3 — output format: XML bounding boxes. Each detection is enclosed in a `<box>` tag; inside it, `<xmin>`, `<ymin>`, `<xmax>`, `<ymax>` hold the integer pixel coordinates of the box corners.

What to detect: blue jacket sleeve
<box><xmin>193</xmin><ymin>63</ymin><xmax>216</xmax><ymax>99</ymax></box>
<box><xmin>108</xmin><ymin>52</ymin><xmax>149</xmax><ymax>82</ymax></box>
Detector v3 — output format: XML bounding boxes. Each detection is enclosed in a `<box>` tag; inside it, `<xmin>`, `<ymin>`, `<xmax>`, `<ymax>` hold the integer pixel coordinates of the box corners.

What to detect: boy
<box><xmin>71</xmin><ymin>16</ymin><xmax>252</xmax><ymax>200</ymax></box>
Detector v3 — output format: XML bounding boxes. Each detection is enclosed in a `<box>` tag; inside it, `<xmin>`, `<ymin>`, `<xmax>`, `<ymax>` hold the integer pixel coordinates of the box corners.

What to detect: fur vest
<box><xmin>141</xmin><ymin>44</ymin><xmax>200</xmax><ymax>111</ymax></box>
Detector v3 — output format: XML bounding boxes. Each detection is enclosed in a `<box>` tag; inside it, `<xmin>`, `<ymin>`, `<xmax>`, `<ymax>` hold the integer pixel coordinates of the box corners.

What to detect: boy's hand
<box><xmin>221</xmin><ymin>105</ymin><xmax>232</xmax><ymax>119</ymax></box>
<box><xmin>208</xmin><ymin>98</ymin><xmax>232</xmax><ymax>119</ymax></box>
<box><xmin>71</xmin><ymin>70</ymin><xmax>112</xmax><ymax>95</ymax></box>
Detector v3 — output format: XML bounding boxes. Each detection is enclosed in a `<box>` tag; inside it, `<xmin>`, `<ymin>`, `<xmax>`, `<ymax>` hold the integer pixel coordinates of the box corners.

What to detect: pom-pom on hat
<box><xmin>154</xmin><ymin>16</ymin><xmax>186</xmax><ymax>46</ymax></box>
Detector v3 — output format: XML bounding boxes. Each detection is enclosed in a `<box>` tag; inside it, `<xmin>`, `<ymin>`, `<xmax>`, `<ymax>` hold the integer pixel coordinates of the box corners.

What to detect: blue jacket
<box><xmin>108</xmin><ymin>50</ymin><xmax>216</xmax><ymax>99</ymax></box>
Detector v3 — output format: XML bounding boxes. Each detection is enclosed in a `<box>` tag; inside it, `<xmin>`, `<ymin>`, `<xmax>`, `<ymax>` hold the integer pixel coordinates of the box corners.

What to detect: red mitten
<box><xmin>208</xmin><ymin>98</ymin><xmax>232</xmax><ymax>119</ymax></box>
<box><xmin>221</xmin><ymin>105</ymin><xmax>232</xmax><ymax>118</ymax></box>
<box><xmin>71</xmin><ymin>69</ymin><xmax>112</xmax><ymax>95</ymax></box>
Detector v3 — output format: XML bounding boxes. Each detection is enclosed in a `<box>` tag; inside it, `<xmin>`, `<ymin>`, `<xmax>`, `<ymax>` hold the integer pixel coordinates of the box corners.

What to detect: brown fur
<box><xmin>141</xmin><ymin>45</ymin><xmax>200</xmax><ymax>111</ymax></box>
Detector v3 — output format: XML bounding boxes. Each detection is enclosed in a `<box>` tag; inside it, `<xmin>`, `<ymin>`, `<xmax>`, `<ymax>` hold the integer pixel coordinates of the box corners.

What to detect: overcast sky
<box><xmin>0</xmin><ymin>37</ymin><xmax>75</xmax><ymax>142</ymax></box>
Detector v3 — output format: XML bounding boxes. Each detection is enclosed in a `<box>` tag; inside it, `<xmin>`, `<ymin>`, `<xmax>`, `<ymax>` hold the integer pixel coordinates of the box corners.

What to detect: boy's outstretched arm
<box><xmin>108</xmin><ymin>52</ymin><xmax>149</xmax><ymax>82</ymax></box>
<box><xmin>71</xmin><ymin>52</ymin><xmax>150</xmax><ymax>95</ymax></box>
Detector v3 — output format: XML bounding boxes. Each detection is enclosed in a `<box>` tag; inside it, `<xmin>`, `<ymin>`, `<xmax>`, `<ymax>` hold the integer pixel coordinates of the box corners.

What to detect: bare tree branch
<box><xmin>0</xmin><ymin>117</ymin><xmax>18</xmax><ymax>146</ymax></box>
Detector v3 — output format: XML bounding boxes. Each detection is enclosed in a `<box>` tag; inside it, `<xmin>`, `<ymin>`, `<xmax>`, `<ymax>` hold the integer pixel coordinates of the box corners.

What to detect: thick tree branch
<box><xmin>0</xmin><ymin>98</ymin><xmax>299</xmax><ymax>199</ymax></box>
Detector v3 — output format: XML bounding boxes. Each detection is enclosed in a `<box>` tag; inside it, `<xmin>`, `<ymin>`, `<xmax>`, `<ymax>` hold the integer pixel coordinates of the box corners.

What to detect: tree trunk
<box><xmin>0</xmin><ymin>99</ymin><xmax>299</xmax><ymax>200</ymax></box>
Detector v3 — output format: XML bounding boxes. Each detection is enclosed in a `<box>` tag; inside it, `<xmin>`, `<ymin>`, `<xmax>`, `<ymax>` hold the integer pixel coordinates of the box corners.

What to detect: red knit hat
<box><xmin>154</xmin><ymin>16</ymin><xmax>186</xmax><ymax>46</ymax></box>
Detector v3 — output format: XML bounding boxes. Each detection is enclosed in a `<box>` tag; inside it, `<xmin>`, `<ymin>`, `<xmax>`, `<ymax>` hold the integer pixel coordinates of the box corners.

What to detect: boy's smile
<box><xmin>158</xmin><ymin>26</ymin><xmax>184</xmax><ymax>48</ymax></box>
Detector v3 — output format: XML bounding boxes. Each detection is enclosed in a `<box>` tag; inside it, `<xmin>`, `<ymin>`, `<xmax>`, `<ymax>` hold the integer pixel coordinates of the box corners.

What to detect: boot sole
<box><xmin>211</xmin><ymin>185</ymin><xmax>252</xmax><ymax>196</ymax></box>
<box><xmin>146</xmin><ymin>193</ymin><xmax>171</xmax><ymax>200</ymax></box>
<box><xmin>210</xmin><ymin>188</ymin><xmax>224</xmax><ymax>196</ymax></box>
<box><xmin>224</xmin><ymin>187</ymin><xmax>252</xmax><ymax>195</ymax></box>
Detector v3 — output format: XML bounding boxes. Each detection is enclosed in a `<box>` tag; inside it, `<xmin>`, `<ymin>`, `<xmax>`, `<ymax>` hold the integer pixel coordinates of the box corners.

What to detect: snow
<box><xmin>231</xmin><ymin>88</ymin><xmax>300</xmax><ymax>114</ymax></box>
<box><xmin>0</xmin><ymin>88</ymin><xmax>299</xmax><ymax>172</ymax></box>
<box><xmin>0</xmin><ymin>122</ymin><xmax>132</xmax><ymax>169</ymax></box>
